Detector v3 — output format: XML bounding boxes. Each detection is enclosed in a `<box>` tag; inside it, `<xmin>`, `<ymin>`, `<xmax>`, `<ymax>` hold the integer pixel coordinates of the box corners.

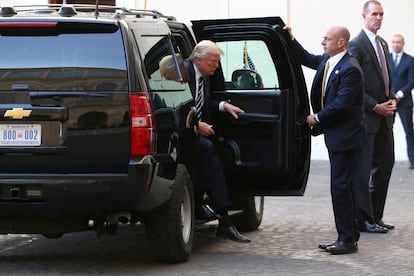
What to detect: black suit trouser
<box><xmin>353</xmin><ymin>144</ymin><xmax>375</xmax><ymax>224</ymax></box>
<box><xmin>366</xmin><ymin>118</ymin><xmax>395</xmax><ymax>221</ymax></box>
<box><xmin>329</xmin><ymin>149</ymin><xmax>361</xmax><ymax>243</ymax></box>
<box><xmin>195</xmin><ymin>136</ymin><xmax>231</xmax><ymax>211</ymax></box>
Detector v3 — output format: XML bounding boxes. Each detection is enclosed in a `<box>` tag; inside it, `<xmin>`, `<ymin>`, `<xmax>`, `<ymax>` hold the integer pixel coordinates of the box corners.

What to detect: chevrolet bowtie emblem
<box><xmin>4</xmin><ymin>108</ymin><xmax>32</xmax><ymax>119</ymax></box>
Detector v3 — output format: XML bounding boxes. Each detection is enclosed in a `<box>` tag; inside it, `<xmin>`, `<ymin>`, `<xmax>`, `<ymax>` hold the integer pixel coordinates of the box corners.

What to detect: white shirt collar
<box><xmin>325</xmin><ymin>51</ymin><xmax>346</xmax><ymax>78</ymax></box>
<box><xmin>363</xmin><ymin>27</ymin><xmax>377</xmax><ymax>44</ymax></box>
<box><xmin>393</xmin><ymin>52</ymin><xmax>403</xmax><ymax>57</ymax></box>
<box><xmin>328</xmin><ymin>51</ymin><xmax>346</xmax><ymax>67</ymax></box>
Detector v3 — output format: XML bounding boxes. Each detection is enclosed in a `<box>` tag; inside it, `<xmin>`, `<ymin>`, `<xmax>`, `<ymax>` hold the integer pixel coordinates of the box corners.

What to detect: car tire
<box><xmin>232</xmin><ymin>196</ymin><xmax>264</xmax><ymax>231</ymax></box>
<box><xmin>145</xmin><ymin>164</ymin><xmax>194</xmax><ymax>263</ymax></box>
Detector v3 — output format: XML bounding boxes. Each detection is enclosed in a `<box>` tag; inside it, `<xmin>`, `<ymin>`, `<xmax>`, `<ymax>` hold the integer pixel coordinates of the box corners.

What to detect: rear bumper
<box><xmin>0</xmin><ymin>160</ymin><xmax>175</xmax><ymax>218</ymax></box>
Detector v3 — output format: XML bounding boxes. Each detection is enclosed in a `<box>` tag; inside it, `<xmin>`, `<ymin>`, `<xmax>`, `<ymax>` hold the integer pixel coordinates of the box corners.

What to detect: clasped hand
<box><xmin>374</xmin><ymin>99</ymin><xmax>397</xmax><ymax>117</ymax></box>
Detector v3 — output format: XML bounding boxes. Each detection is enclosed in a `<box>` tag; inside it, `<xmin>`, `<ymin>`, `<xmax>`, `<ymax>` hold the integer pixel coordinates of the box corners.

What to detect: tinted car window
<box><xmin>141</xmin><ymin>34</ymin><xmax>193</xmax><ymax>108</ymax></box>
<box><xmin>0</xmin><ymin>28</ymin><xmax>127</xmax><ymax>91</ymax></box>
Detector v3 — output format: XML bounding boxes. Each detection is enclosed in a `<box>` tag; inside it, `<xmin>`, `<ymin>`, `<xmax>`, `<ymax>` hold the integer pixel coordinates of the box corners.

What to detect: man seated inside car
<box><xmin>159</xmin><ymin>47</ymin><xmax>250</xmax><ymax>243</ymax></box>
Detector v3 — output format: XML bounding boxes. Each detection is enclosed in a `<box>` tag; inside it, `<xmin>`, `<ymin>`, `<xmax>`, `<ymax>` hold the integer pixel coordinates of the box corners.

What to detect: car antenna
<box><xmin>94</xmin><ymin>0</ymin><xmax>99</xmax><ymax>18</ymax></box>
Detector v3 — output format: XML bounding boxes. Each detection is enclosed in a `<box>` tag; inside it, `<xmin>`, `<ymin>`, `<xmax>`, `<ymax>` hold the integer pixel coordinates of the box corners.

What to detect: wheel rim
<box><xmin>254</xmin><ymin>196</ymin><xmax>263</xmax><ymax>216</ymax></box>
<box><xmin>180</xmin><ymin>184</ymin><xmax>192</xmax><ymax>243</ymax></box>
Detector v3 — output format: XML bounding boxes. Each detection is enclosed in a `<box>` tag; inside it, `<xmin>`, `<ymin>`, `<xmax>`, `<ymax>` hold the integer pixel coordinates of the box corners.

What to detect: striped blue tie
<box><xmin>195</xmin><ymin>77</ymin><xmax>204</xmax><ymax>120</ymax></box>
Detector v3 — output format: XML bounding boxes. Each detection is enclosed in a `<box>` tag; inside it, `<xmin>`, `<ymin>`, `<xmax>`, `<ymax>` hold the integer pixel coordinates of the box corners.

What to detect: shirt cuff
<box><xmin>314</xmin><ymin>113</ymin><xmax>320</xmax><ymax>123</ymax></box>
<box><xmin>396</xmin><ymin>90</ymin><xmax>405</xmax><ymax>99</ymax></box>
<box><xmin>219</xmin><ymin>101</ymin><xmax>226</xmax><ymax>112</ymax></box>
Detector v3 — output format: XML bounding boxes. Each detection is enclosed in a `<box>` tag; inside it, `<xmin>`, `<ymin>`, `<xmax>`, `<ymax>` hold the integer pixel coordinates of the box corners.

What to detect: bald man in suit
<box><xmin>287</xmin><ymin>25</ymin><xmax>364</xmax><ymax>254</ymax></box>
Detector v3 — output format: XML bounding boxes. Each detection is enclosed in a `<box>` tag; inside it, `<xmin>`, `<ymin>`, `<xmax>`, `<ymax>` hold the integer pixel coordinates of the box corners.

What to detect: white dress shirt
<box><xmin>193</xmin><ymin>63</ymin><xmax>226</xmax><ymax>112</ymax></box>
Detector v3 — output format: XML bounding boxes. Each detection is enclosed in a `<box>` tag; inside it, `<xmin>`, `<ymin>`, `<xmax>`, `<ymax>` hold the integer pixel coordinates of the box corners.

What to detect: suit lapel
<box><xmin>360</xmin><ymin>31</ymin><xmax>382</xmax><ymax>76</ymax></box>
<box><xmin>315</xmin><ymin>56</ymin><xmax>330</xmax><ymax>84</ymax></box>
<box><xmin>397</xmin><ymin>53</ymin><xmax>407</xmax><ymax>70</ymax></box>
<box><xmin>325</xmin><ymin>66</ymin><xmax>338</xmax><ymax>93</ymax></box>
<box><xmin>325</xmin><ymin>54</ymin><xmax>348</xmax><ymax>94</ymax></box>
<box><xmin>183</xmin><ymin>60</ymin><xmax>197</xmax><ymax>97</ymax></box>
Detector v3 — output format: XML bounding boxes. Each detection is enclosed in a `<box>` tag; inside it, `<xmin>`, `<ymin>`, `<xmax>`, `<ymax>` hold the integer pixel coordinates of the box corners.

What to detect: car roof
<box><xmin>0</xmin><ymin>4</ymin><xmax>176</xmax><ymax>22</ymax></box>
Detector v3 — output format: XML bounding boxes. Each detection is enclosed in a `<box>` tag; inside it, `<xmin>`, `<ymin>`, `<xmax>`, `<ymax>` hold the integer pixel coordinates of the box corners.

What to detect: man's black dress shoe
<box><xmin>360</xmin><ymin>220</ymin><xmax>388</xmax><ymax>233</ymax></box>
<box><xmin>325</xmin><ymin>241</ymin><xmax>358</xmax><ymax>255</ymax></box>
<box><xmin>409</xmin><ymin>163</ymin><xmax>414</xmax><ymax>170</ymax></box>
<box><xmin>375</xmin><ymin>219</ymin><xmax>395</xmax><ymax>230</ymax></box>
<box><xmin>318</xmin><ymin>241</ymin><xmax>336</xmax><ymax>250</ymax></box>
<box><xmin>197</xmin><ymin>205</ymin><xmax>222</xmax><ymax>220</ymax></box>
<box><xmin>216</xmin><ymin>225</ymin><xmax>251</xmax><ymax>243</ymax></box>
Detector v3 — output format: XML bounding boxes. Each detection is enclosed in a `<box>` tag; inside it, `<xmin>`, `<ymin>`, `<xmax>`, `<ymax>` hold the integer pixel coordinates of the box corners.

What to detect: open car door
<box><xmin>192</xmin><ymin>17</ymin><xmax>311</xmax><ymax>196</ymax></box>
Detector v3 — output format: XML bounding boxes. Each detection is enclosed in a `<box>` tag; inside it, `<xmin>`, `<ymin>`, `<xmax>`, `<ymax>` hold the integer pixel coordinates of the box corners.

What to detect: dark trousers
<box><xmin>329</xmin><ymin>149</ymin><xmax>361</xmax><ymax>243</ymax></box>
<box><xmin>195</xmin><ymin>136</ymin><xmax>231</xmax><ymax>211</ymax></box>
<box><xmin>353</xmin><ymin>144</ymin><xmax>375</xmax><ymax>224</ymax></box>
<box><xmin>366</xmin><ymin>118</ymin><xmax>395</xmax><ymax>221</ymax></box>
<box><xmin>397</xmin><ymin>105</ymin><xmax>414</xmax><ymax>163</ymax></box>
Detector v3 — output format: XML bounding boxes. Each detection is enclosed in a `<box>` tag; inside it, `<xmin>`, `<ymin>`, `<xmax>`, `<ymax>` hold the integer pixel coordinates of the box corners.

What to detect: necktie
<box><xmin>195</xmin><ymin>77</ymin><xmax>204</xmax><ymax>120</ymax></box>
<box><xmin>375</xmin><ymin>36</ymin><xmax>390</xmax><ymax>96</ymax></box>
<box><xmin>394</xmin><ymin>54</ymin><xmax>399</xmax><ymax>67</ymax></box>
<box><xmin>321</xmin><ymin>60</ymin><xmax>330</xmax><ymax>108</ymax></box>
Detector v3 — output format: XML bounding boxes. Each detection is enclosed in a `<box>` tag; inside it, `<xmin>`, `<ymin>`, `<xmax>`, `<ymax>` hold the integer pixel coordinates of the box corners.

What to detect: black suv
<box><xmin>0</xmin><ymin>4</ymin><xmax>311</xmax><ymax>263</ymax></box>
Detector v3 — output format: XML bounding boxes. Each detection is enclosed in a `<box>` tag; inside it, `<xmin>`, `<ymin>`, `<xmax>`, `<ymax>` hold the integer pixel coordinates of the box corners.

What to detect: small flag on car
<box><xmin>243</xmin><ymin>42</ymin><xmax>256</xmax><ymax>71</ymax></box>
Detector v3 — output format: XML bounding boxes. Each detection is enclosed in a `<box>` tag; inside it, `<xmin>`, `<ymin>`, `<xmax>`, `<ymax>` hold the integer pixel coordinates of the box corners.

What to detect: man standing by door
<box><xmin>287</xmin><ymin>25</ymin><xmax>365</xmax><ymax>254</ymax></box>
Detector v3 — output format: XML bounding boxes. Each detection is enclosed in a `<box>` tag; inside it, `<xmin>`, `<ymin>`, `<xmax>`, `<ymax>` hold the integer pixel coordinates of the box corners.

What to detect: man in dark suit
<box><xmin>348</xmin><ymin>0</ymin><xmax>397</xmax><ymax>232</ymax></box>
<box><xmin>182</xmin><ymin>40</ymin><xmax>250</xmax><ymax>243</ymax></box>
<box><xmin>287</xmin><ymin>25</ymin><xmax>364</xmax><ymax>254</ymax></box>
<box><xmin>390</xmin><ymin>34</ymin><xmax>414</xmax><ymax>170</ymax></box>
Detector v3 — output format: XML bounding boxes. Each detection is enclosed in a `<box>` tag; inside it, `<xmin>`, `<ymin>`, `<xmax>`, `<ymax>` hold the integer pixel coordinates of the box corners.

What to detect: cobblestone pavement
<box><xmin>0</xmin><ymin>161</ymin><xmax>412</xmax><ymax>275</ymax></box>
<box><xmin>186</xmin><ymin>160</ymin><xmax>414</xmax><ymax>276</ymax></box>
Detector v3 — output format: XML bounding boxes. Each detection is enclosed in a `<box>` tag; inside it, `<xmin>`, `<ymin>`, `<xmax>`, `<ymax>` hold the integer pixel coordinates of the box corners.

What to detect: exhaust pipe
<box><xmin>107</xmin><ymin>212</ymin><xmax>131</xmax><ymax>224</ymax></box>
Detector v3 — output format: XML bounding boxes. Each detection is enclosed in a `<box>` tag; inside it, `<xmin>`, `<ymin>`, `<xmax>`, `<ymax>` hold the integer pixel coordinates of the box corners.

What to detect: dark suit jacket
<box><xmin>391</xmin><ymin>52</ymin><xmax>414</xmax><ymax>108</ymax></box>
<box><xmin>348</xmin><ymin>30</ymin><xmax>395</xmax><ymax>133</ymax></box>
<box><xmin>183</xmin><ymin>59</ymin><xmax>220</xmax><ymax>124</ymax></box>
<box><xmin>182</xmin><ymin>60</ymin><xmax>231</xmax><ymax>210</ymax></box>
<box><xmin>293</xmin><ymin>39</ymin><xmax>365</xmax><ymax>153</ymax></box>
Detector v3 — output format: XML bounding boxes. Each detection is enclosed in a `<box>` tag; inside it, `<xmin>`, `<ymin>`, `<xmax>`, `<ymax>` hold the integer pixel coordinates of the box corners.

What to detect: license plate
<box><xmin>0</xmin><ymin>124</ymin><xmax>41</xmax><ymax>146</ymax></box>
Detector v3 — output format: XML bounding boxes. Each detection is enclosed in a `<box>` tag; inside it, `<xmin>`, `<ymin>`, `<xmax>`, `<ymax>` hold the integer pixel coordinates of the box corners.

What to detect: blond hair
<box><xmin>159</xmin><ymin>54</ymin><xmax>183</xmax><ymax>77</ymax></box>
<box><xmin>189</xmin><ymin>40</ymin><xmax>224</xmax><ymax>60</ymax></box>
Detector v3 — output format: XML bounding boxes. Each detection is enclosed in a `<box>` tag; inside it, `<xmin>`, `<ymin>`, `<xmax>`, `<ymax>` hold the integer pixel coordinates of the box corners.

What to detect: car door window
<box><xmin>217</xmin><ymin>40</ymin><xmax>278</xmax><ymax>90</ymax></box>
<box><xmin>136</xmin><ymin>34</ymin><xmax>192</xmax><ymax>109</ymax></box>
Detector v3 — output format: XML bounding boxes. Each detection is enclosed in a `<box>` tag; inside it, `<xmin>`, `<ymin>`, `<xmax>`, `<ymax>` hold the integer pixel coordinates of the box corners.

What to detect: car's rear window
<box><xmin>0</xmin><ymin>23</ymin><xmax>128</xmax><ymax>91</ymax></box>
